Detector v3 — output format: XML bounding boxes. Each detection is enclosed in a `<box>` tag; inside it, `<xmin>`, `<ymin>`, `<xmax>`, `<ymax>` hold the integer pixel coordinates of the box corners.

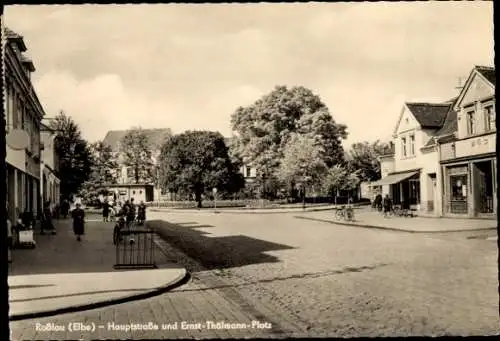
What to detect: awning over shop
<box><xmin>370</xmin><ymin>171</ymin><xmax>420</xmax><ymax>187</ymax></box>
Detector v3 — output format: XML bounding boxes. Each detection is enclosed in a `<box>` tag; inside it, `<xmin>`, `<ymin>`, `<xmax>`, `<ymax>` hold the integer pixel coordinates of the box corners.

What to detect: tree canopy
<box><xmin>120</xmin><ymin>127</ymin><xmax>155</xmax><ymax>184</ymax></box>
<box><xmin>49</xmin><ymin>111</ymin><xmax>92</xmax><ymax>200</ymax></box>
<box><xmin>277</xmin><ymin>133</ymin><xmax>328</xmax><ymax>189</ymax></box>
<box><xmin>79</xmin><ymin>141</ymin><xmax>118</xmax><ymax>203</ymax></box>
<box><xmin>346</xmin><ymin>140</ymin><xmax>392</xmax><ymax>182</ymax></box>
<box><xmin>158</xmin><ymin>130</ymin><xmax>244</xmax><ymax>205</ymax></box>
<box><xmin>230</xmin><ymin>85</ymin><xmax>348</xmax><ymax>192</ymax></box>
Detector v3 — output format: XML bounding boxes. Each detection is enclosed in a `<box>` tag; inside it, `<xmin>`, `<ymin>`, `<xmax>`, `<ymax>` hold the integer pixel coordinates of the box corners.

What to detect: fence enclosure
<box><xmin>114</xmin><ymin>226</ymin><xmax>157</xmax><ymax>270</ymax></box>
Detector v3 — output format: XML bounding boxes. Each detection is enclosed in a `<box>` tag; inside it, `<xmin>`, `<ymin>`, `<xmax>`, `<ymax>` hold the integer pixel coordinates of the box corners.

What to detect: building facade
<box><xmin>4</xmin><ymin>26</ymin><xmax>45</xmax><ymax>223</ymax></box>
<box><xmin>102</xmin><ymin>128</ymin><xmax>171</xmax><ymax>202</ymax></box>
<box><xmin>40</xmin><ymin>123</ymin><xmax>61</xmax><ymax>206</ymax></box>
<box><xmin>438</xmin><ymin>66</ymin><xmax>496</xmax><ymax>218</ymax></box>
<box><xmin>372</xmin><ymin>65</ymin><xmax>495</xmax><ymax>218</ymax></box>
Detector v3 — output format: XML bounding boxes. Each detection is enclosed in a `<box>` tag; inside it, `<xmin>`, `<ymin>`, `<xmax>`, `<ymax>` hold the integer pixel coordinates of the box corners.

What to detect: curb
<box><xmin>149</xmin><ymin>206</ymin><xmax>367</xmax><ymax>215</ymax></box>
<box><xmin>9</xmin><ymin>269</ymin><xmax>191</xmax><ymax>321</ymax></box>
<box><xmin>294</xmin><ymin>216</ymin><xmax>498</xmax><ymax>234</ymax></box>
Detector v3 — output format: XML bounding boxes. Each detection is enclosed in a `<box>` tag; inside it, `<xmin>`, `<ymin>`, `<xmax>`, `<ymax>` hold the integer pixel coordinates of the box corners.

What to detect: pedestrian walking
<box><xmin>61</xmin><ymin>199</ymin><xmax>70</xmax><ymax>219</ymax></box>
<box><xmin>383</xmin><ymin>194</ymin><xmax>392</xmax><ymax>218</ymax></box>
<box><xmin>102</xmin><ymin>200</ymin><xmax>110</xmax><ymax>222</ymax></box>
<box><xmin>41</xmin><ymin>201</ymin><xmax>56</xmax><ymax>235</ymax></box>
<box><xmin>72</xmin><ymin>203</ymin><xmax>85</xmax><ymax>241</ymax></box>
<box><xmin>137</xmin><ymin>201</ymin><xmax>146</xmax><ymax>225</ymax></box>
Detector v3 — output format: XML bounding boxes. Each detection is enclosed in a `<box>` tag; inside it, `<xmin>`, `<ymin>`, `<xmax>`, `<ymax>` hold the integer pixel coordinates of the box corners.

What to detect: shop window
<box><xmin>450</xmin><ymin>175</ymin><xmax>467</xmax><ymax>201</ymax></box>
<box><xmin>409</xmin><ymin>179</ymin><xmax>420</xmax><ymax>205</ymax></box>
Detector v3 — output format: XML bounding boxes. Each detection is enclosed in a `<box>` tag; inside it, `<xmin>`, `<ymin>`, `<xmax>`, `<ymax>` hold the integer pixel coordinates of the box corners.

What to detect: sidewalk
<box><xmin>150</xmin><ymin>204</ymin><xmax>343</xmax><ymax>214</ymax></box>
<box><xmin>296</xmin><ymin>209</ymin><xmax>497</xmax><ymax>233</ymax></box>
<box><xmin>8</xmin><ymin>218</ymin><xmax>188</xmax><ymax>320</ymax></box>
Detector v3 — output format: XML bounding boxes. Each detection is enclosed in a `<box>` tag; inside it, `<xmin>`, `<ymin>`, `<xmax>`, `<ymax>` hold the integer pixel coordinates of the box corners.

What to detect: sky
<box><xmin>4</xmin><ymin>2</ymin><xmax>494</xmax><ymax>146</ymax></box>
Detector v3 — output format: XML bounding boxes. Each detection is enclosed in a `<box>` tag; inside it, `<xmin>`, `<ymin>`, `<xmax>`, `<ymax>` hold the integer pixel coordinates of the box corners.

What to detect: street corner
<box><xmin>8</xmin><ymin>267</ymin><xmax>190</xmax><ymax>321</ymax></box>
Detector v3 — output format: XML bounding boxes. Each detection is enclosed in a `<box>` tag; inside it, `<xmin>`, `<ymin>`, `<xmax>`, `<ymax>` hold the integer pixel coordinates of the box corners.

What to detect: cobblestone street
<box><xmin>10</xmin><ymin>212</ymin><xmax>499</xmax><ymax>339</ymax></box>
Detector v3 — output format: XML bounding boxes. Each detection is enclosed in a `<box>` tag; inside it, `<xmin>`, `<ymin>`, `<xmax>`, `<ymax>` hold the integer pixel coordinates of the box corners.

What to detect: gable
<box><xmin>394</xmin><ymin>105</ymin><xmax>421</xmax><ymax>134</ymax></box>
<box><xmin>460</xmin><ymin>72</ymin><xmax>495</xmax><ymax>106</ymax></box>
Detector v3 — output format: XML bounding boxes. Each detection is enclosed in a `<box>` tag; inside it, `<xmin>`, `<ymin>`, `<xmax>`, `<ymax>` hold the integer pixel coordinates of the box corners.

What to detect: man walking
<box><xmin>41</xmin><ymin>201</ymin><xmax>56</xmax><ymax>235</ymax></box>
<box><xmin>71</xmin><ymin>203</ymin><xmax>85</xmax><ymax>241</ymax></box>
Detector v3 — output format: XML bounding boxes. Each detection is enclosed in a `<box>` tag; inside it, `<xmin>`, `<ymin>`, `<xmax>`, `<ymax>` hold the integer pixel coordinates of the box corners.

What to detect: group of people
<box><xmin>372</xmin><ymin>194</ymin><xmax>394</xmax><ymax>217</ymax></box>
<box><xmin>103</xmin><ymin>198</ymin><xmax>147</xmax><ymax>225</ymax></box>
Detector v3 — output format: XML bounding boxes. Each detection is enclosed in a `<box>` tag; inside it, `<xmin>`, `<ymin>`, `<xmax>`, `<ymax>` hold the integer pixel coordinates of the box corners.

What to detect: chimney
<box><xmin>455</xmin><ymin>77</ymin><xmax>464</xmax><ymax>91</ymax></box>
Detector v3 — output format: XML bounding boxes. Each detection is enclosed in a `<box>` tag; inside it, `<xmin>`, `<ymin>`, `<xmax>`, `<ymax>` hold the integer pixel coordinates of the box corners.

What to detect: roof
<box><xmin>102</xmin><ymin>128</ymin><xmax>172</xmax><ymax>152</ymax></box>
<box><xmin>4</xmin><ymin>27</ymin><xmax>27</xmax><ymax>51</ymax></box>
<box><xmin>422</xmin><ymin>101</ymin><xmax>458</xmax><ymax>148</ymax></box>
<box><xmin>405</xmin><ymin>102</ymin><xmax>451</xmax><ymax>128</ymax></box>
<box><xmin>475</xmin><ymin>65</ymin><xmax>495</xmax><ymax>86</ymax></box>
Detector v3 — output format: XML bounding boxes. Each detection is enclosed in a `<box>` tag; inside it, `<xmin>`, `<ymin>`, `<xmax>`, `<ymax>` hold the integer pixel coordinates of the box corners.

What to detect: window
<box><xmin>409</xmin><ymin>179</ymin><xmax>421</xmax><ymax>205</ymax></box>
<box><xmin>450</xmin><ymin>175</ymin><xmax>467</xmax><ymax>201</ymax></box>
<box><xmin>246</xmin><ymin>166</ymin><xmax>252</xmax><ymax>177</ymax></box>
<box><xmin>132</xmin><ymin>190</ymin><xmax>136</xmax><ymax>195</ymax></box>
<box><xmin>484</xmin><ymin>105</ymin><xmax>495</xmax><ymax>131</ymax></box>
<box><xmin>401</xmin><ymin>137</ymin><xmax>407</xmax><ymax>157</ymax></box>
<box><xmin>466</xmin><ymin>110</ymin><xmax>475</xmax><ymax>135</ymax></box>
<box><xmin>139</xmin><ymin>190</ymin><xmax>143</xmax><ymax>194</ymax></box>
<box><xmin>409</xmin><ymin>134</ymin><xmax>415</xmax><ymax>156</ymax></box>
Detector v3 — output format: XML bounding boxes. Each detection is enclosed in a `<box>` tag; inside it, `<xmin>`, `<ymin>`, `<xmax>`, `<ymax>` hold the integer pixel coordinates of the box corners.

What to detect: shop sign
<box><xmin>470</xmin><ymin>137</ymin><xmax>489</xmax><ymax>147</ymax></box>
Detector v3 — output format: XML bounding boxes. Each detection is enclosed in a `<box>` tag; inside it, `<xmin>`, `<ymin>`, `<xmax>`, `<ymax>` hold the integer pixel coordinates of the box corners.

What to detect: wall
<box><xmin>393</xmin><ymin>106</ymin><xmax>428</xmax><ymax>173</ymax></box>
<box><xmin>419</xmin><ymin>148</ymin><xmax>439</xmax><ymax>212</ymax></box>
<box><xmin>456</xmin><ymin>73</ymin><xmax>495</xmax><ymax>140</ymax></box>
<box><xmin>41</xmin><ymin>131</ymin><xmax>56</xmax><ymax>170</ymax></box>
<box><xmin>454</xmin><ymin>132</ymin><xmax>495</xmax><ymax>158</ymax></box>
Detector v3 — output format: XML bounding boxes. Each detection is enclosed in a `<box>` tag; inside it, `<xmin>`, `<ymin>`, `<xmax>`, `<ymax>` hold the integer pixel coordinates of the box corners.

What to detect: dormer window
<box><xmin>466</xmin><ymin>110</ymin><xmax>475</xmax><ymax>135</ymax></box>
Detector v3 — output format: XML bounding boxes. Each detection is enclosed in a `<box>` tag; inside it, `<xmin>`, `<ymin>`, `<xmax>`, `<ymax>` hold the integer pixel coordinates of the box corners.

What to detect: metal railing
<box><xmin>114</xmin><ymin>224</ymin><xmax>157</xmax><ymax>270</ymax></box>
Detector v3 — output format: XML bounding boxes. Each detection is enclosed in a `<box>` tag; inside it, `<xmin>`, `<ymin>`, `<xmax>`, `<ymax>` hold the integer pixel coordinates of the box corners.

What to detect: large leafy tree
<box><xmin>230</xmin><ymin>85</ymin><xmax>348</xmax><ymax>196</ymax></box>
<box><xmin>277</xmin><ymin>134</ymin><xmax>328</xmax><ymax>199</ymax></box>
<box><xmin>158</xmin><ymin>131</ymin><xmax>244</xmax><ymax>207</ymax></box>
<box><xmin>346</xmin><ymin>140</ymin><xmax>392</xmax><ymax>182</ymax></box>
<box><xmin>121</xmin><ymin>127</ymin><xmax>154</xmax><ymax>184</ymax></box>
<box><xmin>79</xmin><ymin>141</ymin><xmax>118</xmax><ymax>203</ymax></box>
<box><xmin>50</xmin><ymin>111</ymin><xmax>93</xmax><ymax>200</ymax></box>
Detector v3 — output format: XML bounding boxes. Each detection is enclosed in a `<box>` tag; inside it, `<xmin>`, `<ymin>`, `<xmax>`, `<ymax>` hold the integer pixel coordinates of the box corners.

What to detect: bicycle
<box><xmin>335</xmin><ymin>205</ymin><xmax>355</xmax><ymax>222</ymax></box>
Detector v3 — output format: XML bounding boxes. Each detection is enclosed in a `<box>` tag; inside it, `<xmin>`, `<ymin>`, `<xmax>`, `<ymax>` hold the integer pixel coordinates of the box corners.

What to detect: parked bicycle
<box><xmin>335</xmin><ymin>205</ymin><xmax>355</xmax><ymax>222</ymax></box>
<box><xmin>389</xmin><ymin>205</ymin><xmax>415</xmax><ymax>218</ymax></box>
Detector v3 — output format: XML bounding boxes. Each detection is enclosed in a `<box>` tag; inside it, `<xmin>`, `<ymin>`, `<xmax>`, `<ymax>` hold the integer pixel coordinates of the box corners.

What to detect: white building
<box><xmin>40</xmin><ymin>123</ymin><xmax>61</xmax><ymax>206</ymax></box>
<box><xmin>4</xmin><ymin>25</ymin><xmax>45</xmax><ymax>222</ymax></box>
<box><xmin>372</xmin><ymin>65</ymin><xmax>495</xmax><ymax>218</ymax></box>
<box><xmin>102</xmin><ymin>128</ymin><xmax>171</xmax><ymax>202</ymax></box>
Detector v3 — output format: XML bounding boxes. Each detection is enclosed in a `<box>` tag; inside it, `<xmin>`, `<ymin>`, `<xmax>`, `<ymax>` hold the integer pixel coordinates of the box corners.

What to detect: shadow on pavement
<box><xmin>147</xmin><ymin>219</ymin><xmax>296</xmax><ymax>270</ymax></box>
<box><xmin>9</xmin><ymin>216</ymin><xmax>155</xmax><ymax>276</ymax></box>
